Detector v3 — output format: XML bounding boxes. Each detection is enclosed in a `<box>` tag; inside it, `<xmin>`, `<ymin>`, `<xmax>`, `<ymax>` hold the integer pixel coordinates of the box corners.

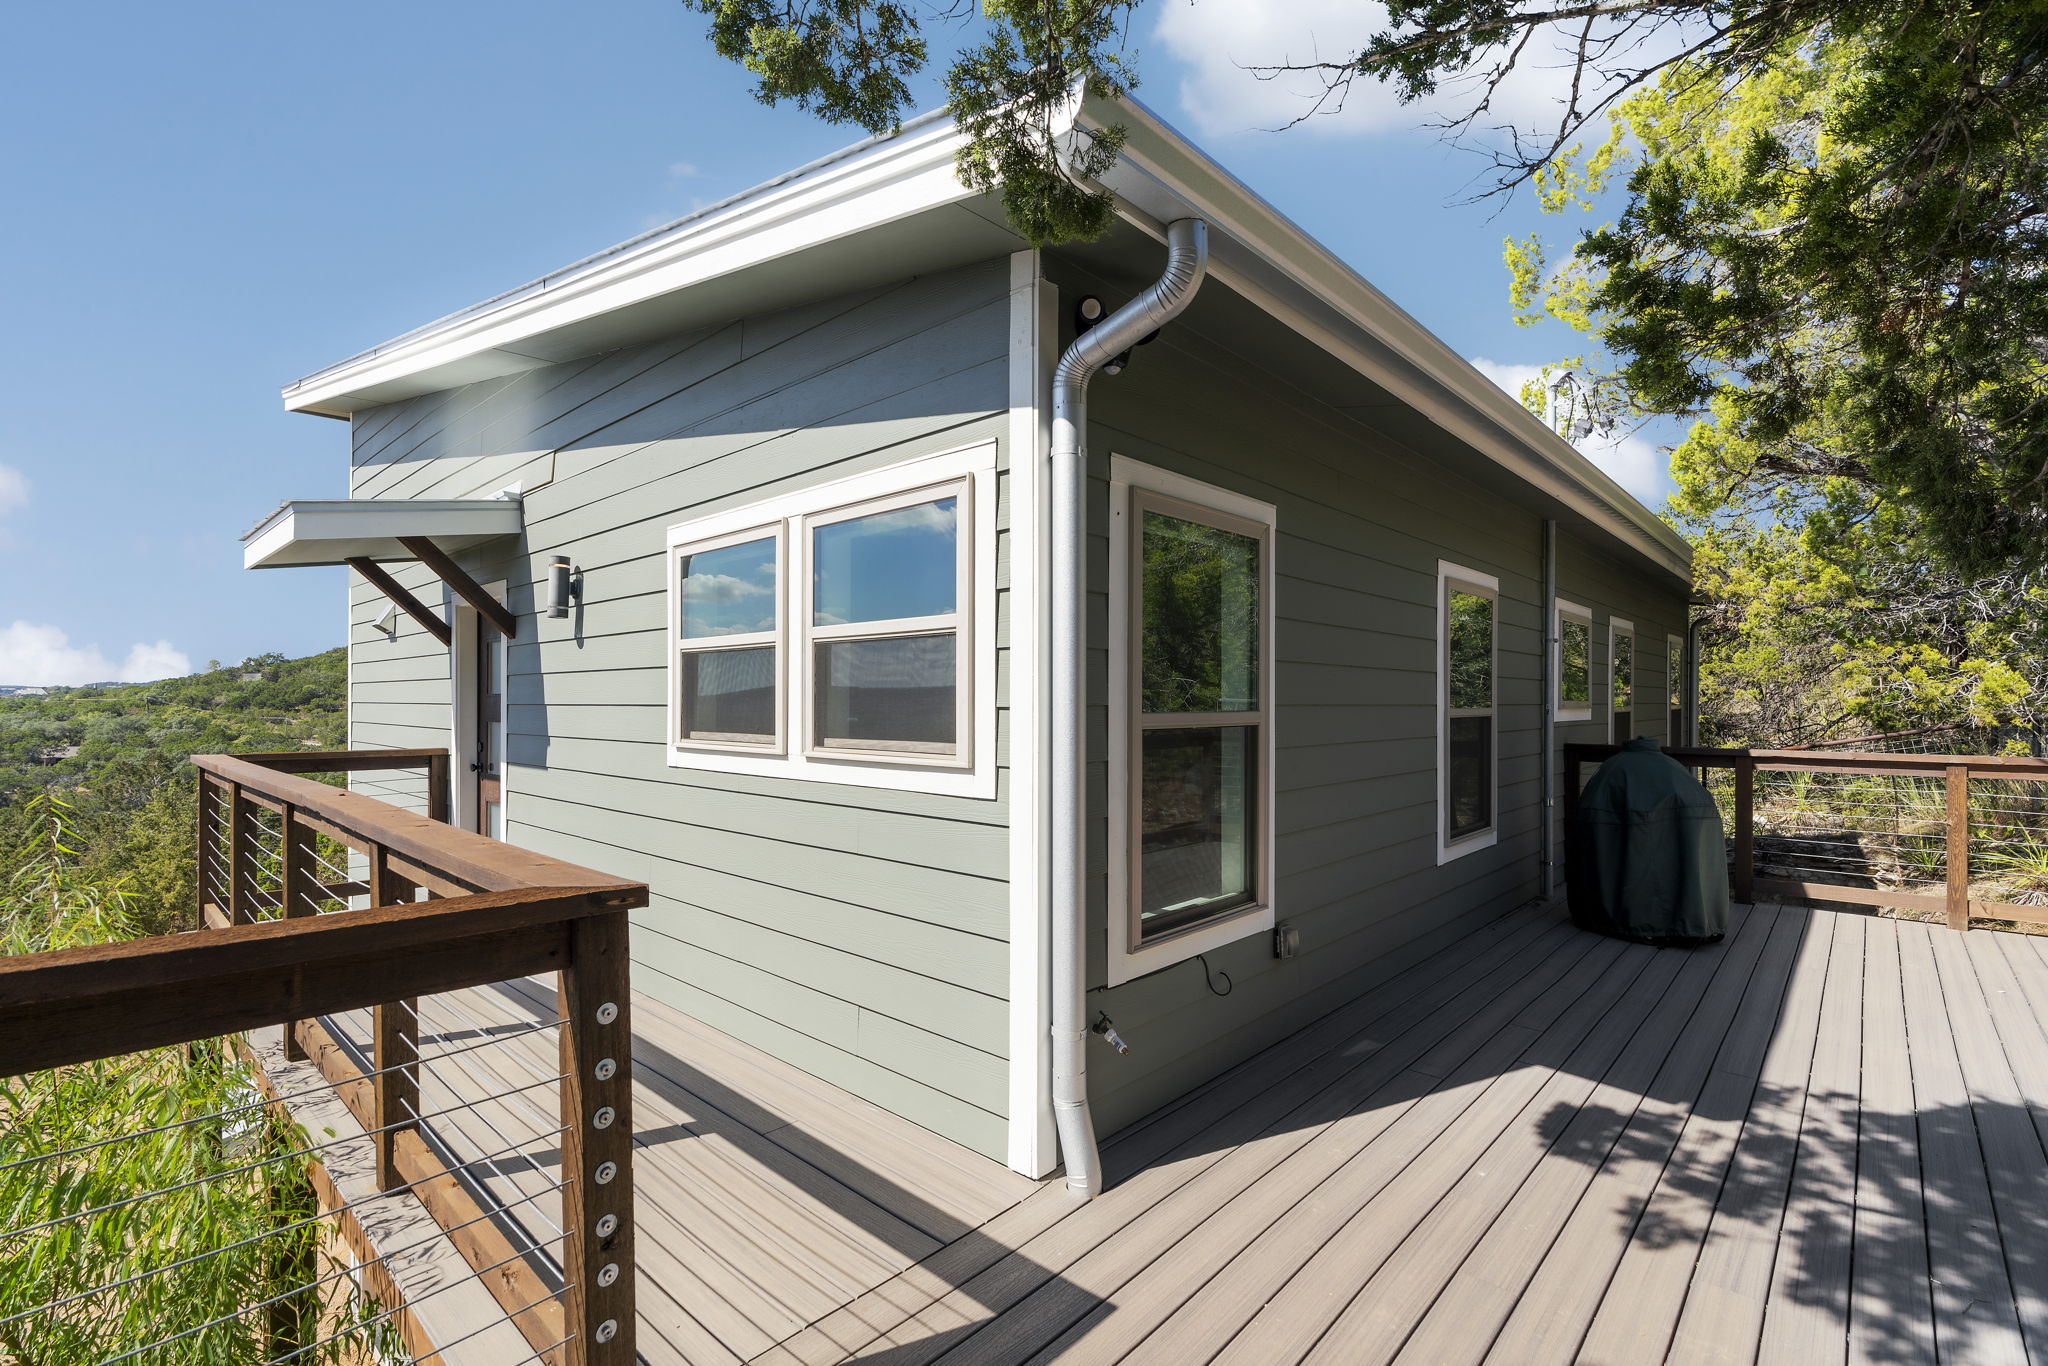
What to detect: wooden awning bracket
<box><xmin>346</xmin><ymin>537</ymin><xmax>517</xmax><ymax>646</ymax></box>
<box><xmin>346</xmin><ymin>557</ymin><xmax>451</xmax><ymax>647</ymax></box>
<box><xmin>398</xmin><ymin>537</ymin><xmax>518</xmax><ymax>638</ymax></box>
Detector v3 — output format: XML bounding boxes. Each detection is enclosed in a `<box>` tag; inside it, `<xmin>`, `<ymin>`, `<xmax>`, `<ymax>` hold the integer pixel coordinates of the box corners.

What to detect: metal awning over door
<box><xmin>242</xmin><ymin>498</ymin><xmax>521</xmax><ymax>643</ymax></box>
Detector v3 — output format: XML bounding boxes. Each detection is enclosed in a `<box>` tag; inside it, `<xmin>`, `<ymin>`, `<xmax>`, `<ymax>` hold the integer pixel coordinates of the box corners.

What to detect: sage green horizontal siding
<box><xmin>342</xmin><ymin>260</ymin><xmax>1019</xmax><ymax>1159</ymax></box>
<box><xmin>1053</xmin><ymin>255</ymin><xmax>1690</xmax><ymax>1138</ymax></box>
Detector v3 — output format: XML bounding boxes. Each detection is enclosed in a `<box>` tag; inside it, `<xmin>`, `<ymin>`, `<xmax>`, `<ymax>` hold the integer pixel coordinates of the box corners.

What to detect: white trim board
<box><xmin>1004</xmin><ymin>250</ymin><xmax>1055</xmax><ymax>1178</ymax></box>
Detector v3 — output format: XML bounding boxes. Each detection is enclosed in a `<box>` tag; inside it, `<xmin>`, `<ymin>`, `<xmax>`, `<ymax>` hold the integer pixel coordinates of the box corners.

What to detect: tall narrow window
<box><xmin>805</xmin><ymin>480</ymin><xmax>970</xmax><ymax>763</ymax></box>
<box><xmin>1611</xmin><ymin>618</ymin><xmax>1635</xmax><ymax>741</ymax></box>
<box><xmin>1108</xmin><ymin>458</ymin><xmax>1277</xmax><ymax>985</ymax></box>
<box><xmin>673</xmin><ymin>526</ymin><xmax>782</xmax><ymax>750</ymax></box>
<box><xmin>1667</xmin><ymin>632</ymin><xmax>1686</xmax><ymax>744</ymax></box>
<box><xmin>1555</xmin><ymin>599</ymin><xmax>1593</xmax><ymax>721</ymax></box>
<box><xmin>1439</xmin><ymin>564</ymin><xmax>1498</xmax><ymax>861</ymax></box>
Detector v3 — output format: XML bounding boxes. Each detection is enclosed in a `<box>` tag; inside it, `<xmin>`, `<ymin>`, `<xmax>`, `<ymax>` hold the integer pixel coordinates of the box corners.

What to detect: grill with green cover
<box><xmin>1567</xmin><ymin>735</ymin><xmax>1730</xmax><ymax>945</ymax></box>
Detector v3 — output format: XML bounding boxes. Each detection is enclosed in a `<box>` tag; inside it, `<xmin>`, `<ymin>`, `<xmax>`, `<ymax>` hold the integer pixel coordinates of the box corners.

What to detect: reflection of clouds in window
<box><xmin>680</xmin><ymin>538</ymin><xmax>777</xmax><ymax>638</ymax></box>
<box><xmin>813</xmin><ymin>497</ymin><xmax>958</xmax><ymax>626</ymax></box>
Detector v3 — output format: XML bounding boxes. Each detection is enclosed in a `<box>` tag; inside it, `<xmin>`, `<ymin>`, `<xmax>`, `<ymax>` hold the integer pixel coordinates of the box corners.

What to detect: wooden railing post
<box><xmin>1733</xmin><ymin>755</ymin><xmax>1756</xmax><ymax>905</ymax></box>
<box><xmin>195</xmin><ymin>774</ymin><xmax>222</xmax><ymax>929</ymax></box>
<box><xmin>1946</xmin><ymin>764</ymin><xmax>1971</xmax><ymax>931</ymax></box>
<box><xmin>369</xmin><ymin>844</ymin><xmax>419</xmax><ymax>1190</ymax></box>
<box><xmin>559</xmin><ymin>912</ymin><xmax>635</xmax><ymax>1366</ymax></box>
<box><xmin>425</xmin><ymin>752</ymin><xmax>452</xmax><ymax>825</ymax></box>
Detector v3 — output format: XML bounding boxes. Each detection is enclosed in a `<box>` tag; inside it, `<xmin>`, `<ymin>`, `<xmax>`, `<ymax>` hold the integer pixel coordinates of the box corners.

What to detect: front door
<box><xmin>474</xmin><ymin>629</ymin><xmax>504</xmax><ymax>838</ymax></box>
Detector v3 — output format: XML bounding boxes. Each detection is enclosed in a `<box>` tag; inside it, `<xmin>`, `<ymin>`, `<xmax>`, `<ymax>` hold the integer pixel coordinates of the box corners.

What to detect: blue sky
<box><xmin>0</xmin><ymin>0</ymin><xmax>1668</xmax><ymax>685</ymax></box>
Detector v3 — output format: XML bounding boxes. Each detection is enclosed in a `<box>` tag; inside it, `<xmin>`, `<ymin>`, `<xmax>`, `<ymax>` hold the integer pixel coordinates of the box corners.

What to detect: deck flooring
<box><xmin>336</xmin><ymin>902</ymin><xmax>2048</xmax><ymax>1364</ymax></box>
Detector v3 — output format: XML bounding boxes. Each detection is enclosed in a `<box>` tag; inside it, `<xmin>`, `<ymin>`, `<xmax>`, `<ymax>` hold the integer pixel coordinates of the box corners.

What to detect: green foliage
<box><xmin>0</xmin><ymin>798</ymin><xmax>388</xmax><ymax>1365</ymax></box>
<box><xmin>1446</xmin><ymin>589</ymin><xmax>1494</xmax><ymax>710</ymax></box>
<box><xmin>0</xmin><ymin>650</ymin><xmax>344</xmax><ymax>934</ymax></box>
<box><xmin>1139</xmin><ymin>510</ymin><xmax>1260</xmax><ymax>713</ymax></box>
<box><xmin>681</xmin><ymin>0</ymin><xmax>1139</xmax><ymax>245</ymax></box>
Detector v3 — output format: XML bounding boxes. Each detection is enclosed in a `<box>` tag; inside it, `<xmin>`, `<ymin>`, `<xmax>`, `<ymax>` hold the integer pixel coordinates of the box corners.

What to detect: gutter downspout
<box><xmin>1049</xmin><ymin>218</ymin><xmax>1209</xmax><ymax>1198</ymax></box>
<box><xmin>1540</xmin><ymin>519</ymin><xmax>1558</xmax><ymax>899</ymax></box>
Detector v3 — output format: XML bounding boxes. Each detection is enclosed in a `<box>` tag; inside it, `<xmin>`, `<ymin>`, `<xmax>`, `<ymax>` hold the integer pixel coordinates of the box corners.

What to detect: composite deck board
<box><xmin>329</xmin><ymin>904</ymin><xmax>2048</xmax><ymax>1365</ymax></box>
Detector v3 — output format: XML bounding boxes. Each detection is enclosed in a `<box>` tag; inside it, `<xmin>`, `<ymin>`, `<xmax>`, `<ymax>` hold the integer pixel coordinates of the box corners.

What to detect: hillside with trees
<box><xmin>0</xmin><ymin>649</ymin><xmax>345</xmax><ymax>936</ymax></box>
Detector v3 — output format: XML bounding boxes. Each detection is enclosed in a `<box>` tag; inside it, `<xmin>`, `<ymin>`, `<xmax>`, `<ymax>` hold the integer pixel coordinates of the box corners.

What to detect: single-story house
<box><xmin>244</xmin><ymin>90</ymin><xmax>1693</xmax><ymax>1190</ymax></box>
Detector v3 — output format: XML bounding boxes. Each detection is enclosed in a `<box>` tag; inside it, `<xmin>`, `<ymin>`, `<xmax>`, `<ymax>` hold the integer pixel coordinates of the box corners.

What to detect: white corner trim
<box><xmin>1004</xmin><ymin>250</ymin><xmax>1056</xmax><ymax>1179</ymax></box>
<box><xmin>661</xmin><ymin>440</ymin><xmax>1000</xmax><ymax>801</ymax></box>
<box><xmin>1436</xmin><ymin>561</ymin><xmax>1501</xmax><ymax>866</ymax></box>
<box><xmin>1104</xmin><ymin>455</ymin><xmax>1278</xmax><ymax>989</ymax></box>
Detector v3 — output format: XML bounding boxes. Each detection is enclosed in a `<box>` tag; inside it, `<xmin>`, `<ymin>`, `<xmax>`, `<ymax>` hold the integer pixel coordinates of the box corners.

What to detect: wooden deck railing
<box><xmin>1</xmin><ymin>748</ymin><xmax>648</xmax><ymax>1366</ymax></box>
<box><xmin>1565</xmin><ymin>743</ymin><xmax>2048</xmax><ymax>931</ymax></box>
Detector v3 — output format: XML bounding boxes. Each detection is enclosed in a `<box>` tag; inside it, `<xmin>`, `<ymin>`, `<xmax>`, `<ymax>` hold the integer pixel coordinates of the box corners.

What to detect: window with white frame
<box><xmin>1107</xmin><ymin>457</ymin><xmax>1276</xmax><ymax>985</ymax></box>
<box><xmin>673</xmin><ymin>525</ymin><xmax>783</xmax><ymax>751</ymax></box>
<box><xmin>1610</xmin><ymin>617</ymin><xmax>1635</xmax><ymax>741</ymax></box>
<box><xmin>805</xmin><ymin>481</ymin><xmax>970</xmax><ymax>762</ymax></box>
<box><xmin>664</xmin><ymin>442</ymin><xmax>996</xmax><ymax>799</ymax></box>
<box><xmin>1667</xmin><ymin>632</ymin><xmax>1686</xmax><ymax>744</ymax></box>
<box><xmin>1555</xmin><ymin>599</ymin><xmax>1593</xmax><ymax>721</ymax></box>
<box><xmin>1439</xmin><ymin>563</ymin><xmax>1498</xmax><ymax>861</ymax></box>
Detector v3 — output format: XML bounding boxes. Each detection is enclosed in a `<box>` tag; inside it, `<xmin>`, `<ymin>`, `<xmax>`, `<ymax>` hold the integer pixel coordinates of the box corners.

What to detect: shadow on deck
<box><xmin>340</xmin><ymin>901</ymin><xmax>2048</xmax><ymax>1365</ymax></box>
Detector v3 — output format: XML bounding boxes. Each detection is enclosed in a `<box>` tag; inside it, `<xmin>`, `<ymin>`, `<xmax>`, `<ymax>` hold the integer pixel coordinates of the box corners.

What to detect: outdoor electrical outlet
<box><xmin>1274</xmin><ymin>923</ymin><xmax>1300</xmax><ymax>959</ymax></box>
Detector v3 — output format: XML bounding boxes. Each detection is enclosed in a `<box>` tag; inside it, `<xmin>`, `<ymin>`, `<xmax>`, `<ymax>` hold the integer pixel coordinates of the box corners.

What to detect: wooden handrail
<box><xmin>192</xmin><ymin>752</ymin><xmax>634</xmax><ymax>898</ymax></box>
<box><xmin>0</xmin><ymin>884</ymin><xmax>630</xmax><ymax>1076</ymax></box>
<box><xmin>1565</xmin><ymin>742</ymin><xmax>2048</xmax><ymax>778</ymax></box>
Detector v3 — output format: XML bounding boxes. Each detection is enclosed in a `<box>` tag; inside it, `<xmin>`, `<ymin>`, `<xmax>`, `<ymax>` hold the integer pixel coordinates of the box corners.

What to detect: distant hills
<box><xmin>0</xmin><ymin>649</ymin><xmax>346</xmax><ymax>800</ymax></box>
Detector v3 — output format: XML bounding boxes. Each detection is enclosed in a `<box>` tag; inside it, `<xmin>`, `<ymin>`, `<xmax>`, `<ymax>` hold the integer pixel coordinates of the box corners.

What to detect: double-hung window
<box><xmin>804</xmin><ymin>481</ymin><xmax>970</xmax><ymax>762</ymax></box>
<box><xmin>673</xmin><ymin>525</ymin><xmax>783</xmax><ymax>750</ymax></box>
<box><xmin>1107</xmin><ymin>456</ymin><xmax>1276</xmax><ymax>986</ymax></box>
<box><xmin>665</xmin><ymin>441</ymin><xmax>996</xmax><ymax>798</ymax></box>
<box><xmin>1610</xmin><ymin>617</ymin><xmax>1635</xmax><ymax>741</ymax></box>
<box><xmin>1555</xmin><ymin>598</ymin><xmax>1593</xmax><ymax>721</ymax></box>
<box><xmin>1438</xmin><ymin>563</ymin><xmax>1498</xmax><ymax>861</ymax></box>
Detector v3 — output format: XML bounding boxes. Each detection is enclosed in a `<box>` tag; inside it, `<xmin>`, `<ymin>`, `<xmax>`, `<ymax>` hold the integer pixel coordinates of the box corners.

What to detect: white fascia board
<box><xmin>282</xmin><ymin>110</ymin><xmax>1009</xmax><ymax>417</ymax></box>
<box><xmin>244</xmin><ymin>499</ymin><xmax>524</xmax><ymax>569</ymax></box>
<box><xmin>1084</xmin><ymin>95</ymin><xmax>1691</xmax><ymax>585</ymax></box>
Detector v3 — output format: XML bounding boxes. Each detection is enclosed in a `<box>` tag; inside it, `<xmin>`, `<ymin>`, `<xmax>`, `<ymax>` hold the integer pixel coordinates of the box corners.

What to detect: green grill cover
<box><xmin>1567</xmin><ymin>735</ymin><xmax>1730</xmax><ymax>945</ymax></box>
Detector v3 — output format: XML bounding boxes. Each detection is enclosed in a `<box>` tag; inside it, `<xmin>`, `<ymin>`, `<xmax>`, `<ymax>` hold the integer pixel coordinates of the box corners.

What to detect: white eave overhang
<box><xmin>282</xmin><ymin>92</ymin><xmax>1690</xmax><ymax>583</ymax></box>
<box><xmin>243</xmin><ymin>499</ymin><xmax>524</xmax><ymax>570</ymax></box>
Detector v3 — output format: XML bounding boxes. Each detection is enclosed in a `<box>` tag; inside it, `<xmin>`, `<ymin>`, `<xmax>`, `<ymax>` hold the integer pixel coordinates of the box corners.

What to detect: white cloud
<box><xmin>1469</xmin><ymin>356</ymin><xmax>1670</xmax><ymax>508</ymax></box>
<box><xmin>1152</xmin><ymin>0</ymin><xmax>1679</xmax><ymax>140</ymax></box>
<box><xmin>668</xmin><ymin>161</ymin><xmax>700</xmax><ymax>179</ymax></box>
<box><xmin>0</xmin><ymin>464</ymin><xmax>26</xmax><ymax>517</ymax></box>
<box><xmin>0</xmin><ymin>622</ymin><xmax>191</xmax><ymax>687</ymax></box>
<box><xmin>1469</xmin><ymin>357</ymin><xmax>1545</xmax><ymax>405</ymax></box>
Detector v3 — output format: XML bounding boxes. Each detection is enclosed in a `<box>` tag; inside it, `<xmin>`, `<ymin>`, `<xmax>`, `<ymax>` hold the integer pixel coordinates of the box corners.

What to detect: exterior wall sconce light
<box><xmin>372</xmin><ymin>601</ymin><xmax>400</xmax><ymax>638</ymax></box>
<box><xmin>546</xmin><ymin>556</ymin><xmax>575</xmax><ymax>619</ymax></box>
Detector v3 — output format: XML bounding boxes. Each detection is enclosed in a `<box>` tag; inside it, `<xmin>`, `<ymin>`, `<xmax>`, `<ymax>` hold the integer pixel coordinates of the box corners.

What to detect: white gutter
<box><xmin>1049</xmin><ymin>217</ymin><xmax>1209</xmax><ymax>1198</ymax></box>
